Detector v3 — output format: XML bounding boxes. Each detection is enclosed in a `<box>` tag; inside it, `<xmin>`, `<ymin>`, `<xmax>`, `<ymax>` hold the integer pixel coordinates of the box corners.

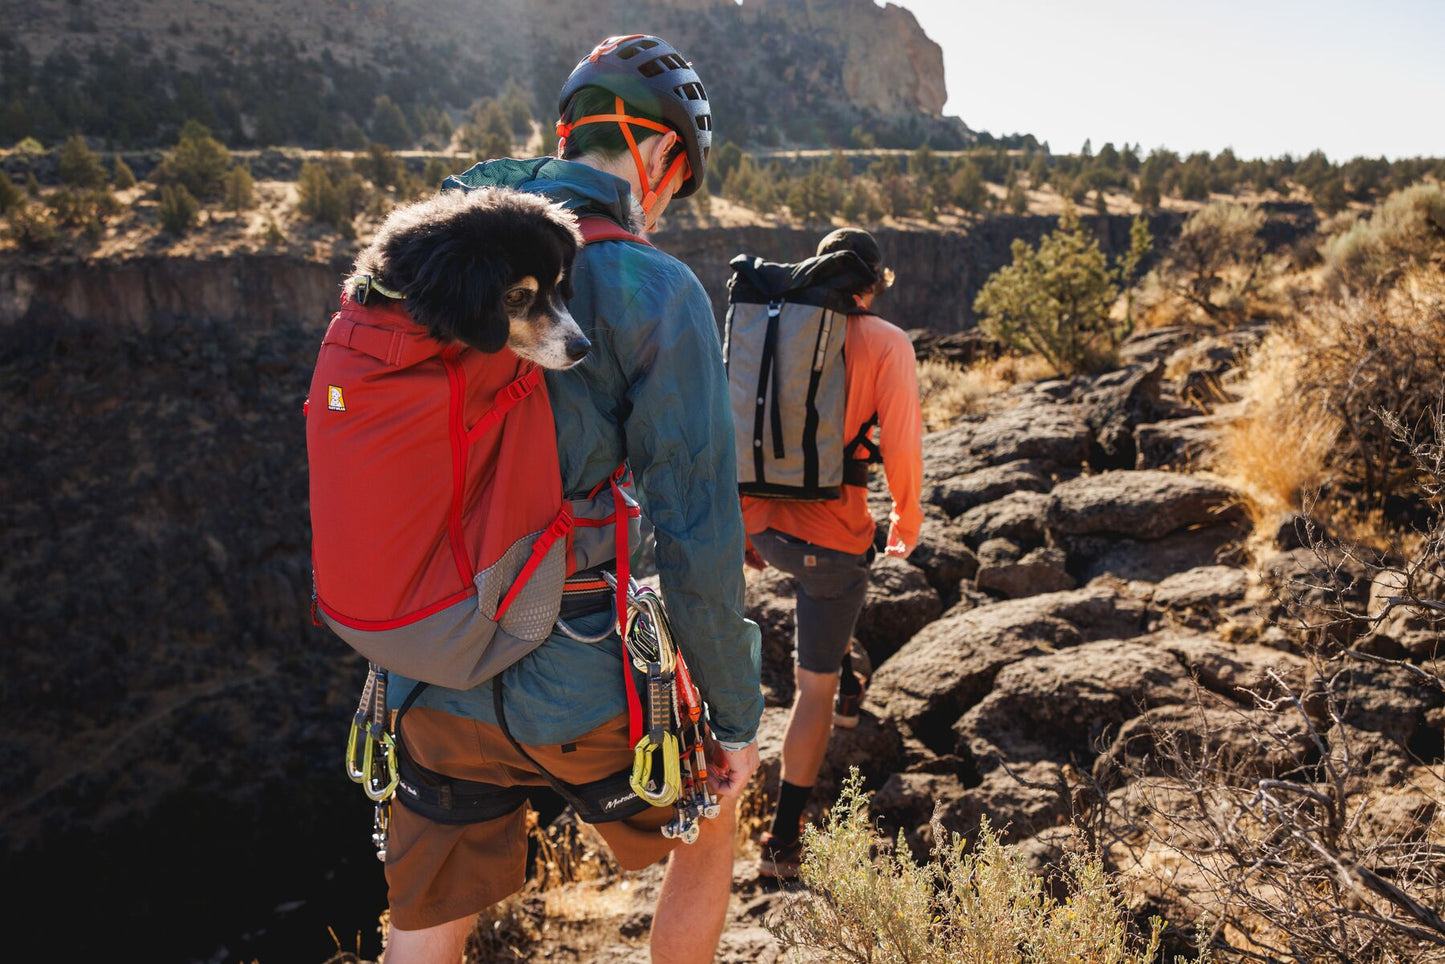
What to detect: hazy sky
<box><xmin>890</xmin><ymin>0</ymin><xmax>1445</xmax><ymax>161</ymax></box>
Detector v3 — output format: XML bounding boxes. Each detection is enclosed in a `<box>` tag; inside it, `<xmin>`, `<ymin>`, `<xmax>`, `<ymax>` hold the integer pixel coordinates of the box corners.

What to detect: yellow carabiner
<box><xmin>363</xmin><ymin>730</ymin><xmax>400</xmax><ymax>802</ymax></box>
<box><xmin>630</xmin><ymin>733</ymin><xmax>681</xmax><ymax>807</ymax></box>
<box><xmin>346</xmin><ymin>718</ymin><xmax>371</xmax><ymax>784</ymax></box>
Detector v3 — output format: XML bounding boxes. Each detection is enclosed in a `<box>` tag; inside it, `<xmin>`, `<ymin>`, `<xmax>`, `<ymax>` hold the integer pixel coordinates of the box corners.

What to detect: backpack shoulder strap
<box><xmin>577</xmin><ymin>215</ymin><xmax>654</xmax><ymax>248</ymax></box>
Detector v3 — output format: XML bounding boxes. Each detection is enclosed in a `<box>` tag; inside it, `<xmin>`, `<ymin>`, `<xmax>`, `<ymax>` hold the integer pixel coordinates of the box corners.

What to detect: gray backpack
<box><xmin>723</xmin><ymin>251</ymin><xmax>881</xmax><ymax>501</ymax></box>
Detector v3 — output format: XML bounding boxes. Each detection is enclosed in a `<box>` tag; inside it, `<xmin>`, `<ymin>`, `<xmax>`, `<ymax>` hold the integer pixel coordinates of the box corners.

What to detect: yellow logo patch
<box><xmin>327</xmin><ymin>385</ymin><xmax>346</xmax><ymax>411</ymax></box>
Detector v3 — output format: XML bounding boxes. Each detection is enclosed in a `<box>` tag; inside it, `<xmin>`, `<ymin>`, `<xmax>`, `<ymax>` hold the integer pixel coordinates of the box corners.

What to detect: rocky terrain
<box><xmin>2</xmin><ymin>198</ymin><xmax>1436</xmax><ymax>962</ymax></box>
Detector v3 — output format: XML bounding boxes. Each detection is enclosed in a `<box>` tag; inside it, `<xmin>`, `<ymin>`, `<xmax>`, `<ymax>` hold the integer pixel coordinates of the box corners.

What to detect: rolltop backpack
<box><xmin>306</xmin><ymin>219</ymin><xmax>643</xmax><ymax>690</ymax></box>
<box><xmin>723</xmin><ymin>250</ymin><xmax>881</xmax><ymax>501</ymax></box>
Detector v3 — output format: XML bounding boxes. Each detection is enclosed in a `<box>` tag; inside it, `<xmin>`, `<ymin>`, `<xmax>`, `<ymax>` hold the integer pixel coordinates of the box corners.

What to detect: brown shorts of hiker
<box><xmin>385</xmin><ymin>706</ymin><xmax>679</xmax><ymax>931</ymax></box>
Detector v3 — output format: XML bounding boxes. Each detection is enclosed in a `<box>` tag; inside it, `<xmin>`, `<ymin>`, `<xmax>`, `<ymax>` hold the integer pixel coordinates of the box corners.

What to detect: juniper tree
<box><xmin>0</xmin><ymin>175</ymin><xmax>20</xmax><ymax>215</ymax></box>
<box><xmin>223</xmin><ymin>165</ymin><xmax>255</xmax><ymax>211</ymax></box>
<box><xmin>111</xmin><ymin>155</ymin><xmax>137</xmax><ymax>189</ymax></box>
<box><xmin>974</xmin><ymin>205</ymin><xmax>1122</xmax><ymax>375</ymax></box>
<box><xmin>369</xmin><ymin>95</ymin><xmax>414</xmax><ymax>149</ymax></box>
<box><xmin>58</xmin><ymin>134</ymin><xmax>107</xmax><ymax>189</ymax></box>
<box><xmin>158</xmin><ymin>184</ymin><xmax>199</xmax><ymax>234</ymax></box>
<box><xmin>155</xmin><ymin>121</ymin><xmax>231</xmax><ymax>200</ymax></box>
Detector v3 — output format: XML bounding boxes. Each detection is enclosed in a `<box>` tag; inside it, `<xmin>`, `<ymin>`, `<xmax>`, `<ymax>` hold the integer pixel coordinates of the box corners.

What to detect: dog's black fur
<box><xmin>352</xmin><ymin>187</ymin><xmax>583</xmax><ymax>354</ymax></box>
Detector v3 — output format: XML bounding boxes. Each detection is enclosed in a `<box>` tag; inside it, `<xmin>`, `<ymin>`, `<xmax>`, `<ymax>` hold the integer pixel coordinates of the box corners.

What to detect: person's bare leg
<box><xmin>380</xmin><ymin>915</ymin><xmax>473</xmax><ymax>964</ymax></box>
<box><xmin>781</xmin><ymin>666</ymin><xmax>839</xmax><ymax>787</ymax></box>
<box><xmin>650</xmin><ymin>791</ymin><xmax>740</xmax><ymax>964</ymax></box>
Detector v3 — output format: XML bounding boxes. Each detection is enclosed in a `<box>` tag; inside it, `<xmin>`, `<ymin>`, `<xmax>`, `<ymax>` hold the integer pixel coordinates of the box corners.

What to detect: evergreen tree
<box><xmin>421</xmin><ymin>157</ymin><xmax>451</xmax><ymax>192</ymax></box>
<box><xmin>1004</xmin><ymin>171</ymin><xmax>1028</xmax><ymax>214</ymax></box>
<box><xmin>950</xmin><ymin>160</ymin><xmax>986</xmax><ymax>213</ymax></box>
<box><xmin>370</xmin><ymin>95</ymin><xmax>414</xmax><ymax>149</ymax></box>
<box><xmin>58</xmin><ymin>134</ymin><xmax>108</xmax><ymax>189</ymax></box>
<box><xmin>158</xmin><ymin>184</ymin><xmax>200</xmax><ymax>234</ymax></box>
<box><xmin>0</xmin><ymin>175</ymin><xmax>20</xmax><ymax>215</ymax></box>
<box><xmin>1119</xmin><ymin>213</ymin><xmax>1153</xmax><ymax>329</ymax></box>
<box><xmin>155</xmin><ymin>120</ymin><xmax>231</xmax><ymax>200</ymax></box>
<box><xmin>973</xmin><ymin>205</ymin><xmax>1122</xmax><ymax>374</ymax></box>
<box><xmin>1027</xmin><ymin>153</ymin><xmax>1049</xmax><ymax>189</ymax></box>
<box><xmin>112</xmin><ymin>154</ymin><xmax>137</xmax><ymax>189</ymax></box>
<box><xmin>223</xmin><ymin>165</ymin><xmax>255</xmax><ymax>211</ymax></box>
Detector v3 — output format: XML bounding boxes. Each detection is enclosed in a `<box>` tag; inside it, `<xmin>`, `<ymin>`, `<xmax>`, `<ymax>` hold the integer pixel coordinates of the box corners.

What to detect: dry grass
<box><xmin>917</xmin><ymin>354</ymin><xmax>1054</xmax><ymax>432</ymax></box>
<box><xmin>1206</xmin><ymin>327</ymin><xmax>1342</xmax><ymax>535</ymax></box>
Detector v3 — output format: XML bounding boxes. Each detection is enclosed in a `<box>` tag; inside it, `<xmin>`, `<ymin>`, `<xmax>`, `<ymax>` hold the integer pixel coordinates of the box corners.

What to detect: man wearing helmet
<box><xmin>378</xmin><ymin>35</ymin><xmax>763</xmax><ymax>964</ymax></box>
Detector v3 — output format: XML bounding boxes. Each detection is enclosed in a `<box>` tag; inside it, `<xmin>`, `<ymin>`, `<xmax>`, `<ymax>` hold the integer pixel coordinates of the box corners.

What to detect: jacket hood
<box><xmin>442</xmin><ymin>158</ymin><xmax>643</xmax><ymax>233</ymax></box>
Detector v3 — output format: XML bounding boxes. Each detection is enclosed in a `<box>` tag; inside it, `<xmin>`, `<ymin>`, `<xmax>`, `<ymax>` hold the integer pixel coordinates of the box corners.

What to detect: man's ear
<box><xmin>645</xmin><ymin>130</ymin><xmax>682</xmax><ymax>184</ymax></box>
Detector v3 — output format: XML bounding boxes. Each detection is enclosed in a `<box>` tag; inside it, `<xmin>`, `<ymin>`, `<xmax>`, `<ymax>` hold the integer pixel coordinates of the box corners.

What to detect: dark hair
<box><xmin>558</xmin><ymin>85</ymin><xmax>673</xmax><ymax>163</ymax></box>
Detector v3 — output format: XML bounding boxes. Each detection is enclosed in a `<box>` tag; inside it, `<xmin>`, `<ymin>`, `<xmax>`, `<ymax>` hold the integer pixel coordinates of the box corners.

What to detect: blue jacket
<box><xmin>389</xmin><ymin>158</ymin><xmax>763</xmax><ymax>747</ymax></box>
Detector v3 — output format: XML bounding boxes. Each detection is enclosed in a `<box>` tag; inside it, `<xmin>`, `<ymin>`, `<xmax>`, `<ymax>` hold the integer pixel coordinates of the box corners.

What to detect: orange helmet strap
<box><xmin>555</xmin><ymin>96</ymin><xmax>690</xmax><ymax>218</ymax></box>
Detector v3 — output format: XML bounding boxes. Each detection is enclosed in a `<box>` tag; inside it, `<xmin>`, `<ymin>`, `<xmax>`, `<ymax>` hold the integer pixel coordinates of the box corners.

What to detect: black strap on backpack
<box><xmin>843</xmin><ymin>412</ymin><xmax>882</xmax><ymax>487</ymax></box>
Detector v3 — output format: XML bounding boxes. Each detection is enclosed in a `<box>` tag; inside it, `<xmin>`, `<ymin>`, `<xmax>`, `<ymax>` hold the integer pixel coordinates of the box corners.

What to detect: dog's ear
<box><xmin>397</xmin><ymin>236</ymin><xmax>512</xmax><ymax>353</ymax></box>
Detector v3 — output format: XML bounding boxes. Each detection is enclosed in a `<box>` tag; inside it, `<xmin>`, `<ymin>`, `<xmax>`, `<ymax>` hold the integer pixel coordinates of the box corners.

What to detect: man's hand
<box><xmin>884</xmin><ymin>523</ymin><xmax>913</xmax><ymax>559</ymax></box>
<box><xmin>744</xmin><ymin>541</ymin><xmax>767</xmax><ymax>571</ymax></box>
<box><xmin>705</xmin><ymin>737</ymin><xmax>760</xmax><ymax>798</ymax></box>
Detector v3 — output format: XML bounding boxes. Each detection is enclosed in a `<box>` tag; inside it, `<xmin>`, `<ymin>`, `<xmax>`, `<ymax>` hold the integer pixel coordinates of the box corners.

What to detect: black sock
<box><xmin>839</xmin><ymin>650</ymin><xmax>862</xmax><ymax>696</ymax></box>
<box><xmin>770</xmin><ymin>780</ymin><xmax>812</xmax><ymax>844</ymax></box>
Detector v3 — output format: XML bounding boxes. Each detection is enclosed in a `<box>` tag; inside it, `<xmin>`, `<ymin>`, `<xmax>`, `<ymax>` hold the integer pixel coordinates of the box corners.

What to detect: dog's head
<box><xmin>352</xmin><ymin>187</ymin><xmax>590</xmax><ymax>369</ymax></box>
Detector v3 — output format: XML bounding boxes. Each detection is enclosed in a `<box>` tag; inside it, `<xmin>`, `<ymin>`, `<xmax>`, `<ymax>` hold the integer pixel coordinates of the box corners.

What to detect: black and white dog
<box><xmin>351</xmin><ymin>187</ymin><xmax>590</xmax><ymax>369</ymax></box>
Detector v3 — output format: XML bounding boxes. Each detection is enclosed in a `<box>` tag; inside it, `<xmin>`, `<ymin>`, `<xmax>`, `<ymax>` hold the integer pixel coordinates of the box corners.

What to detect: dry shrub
<box><xmin>916</xmin><ymin>354</ymin><xmax>1052</xmax><ymax>432</ymax></box>
<box><xmin>1321</xmin><ymin>180</ymin><xmax>1445</xmax><ymax>291</ymax></box>
<box><xmin>1100</xmin><ymin>403</ymin><xmax>1445</xmax><ymax>964</ymax></box>
<box><xmin>769</xmin><ymin>769</ymin><xmax>1189</xmax><ymax>964</ymax></box>
<box><xmin>1211</xmin><ymin>269</ymin><xmax>1445</xmax><ymax>536</ymax></box>
<box><xmin>527</xmin><ymin>810</ymin><xmax>619</xmax><ymax>890</ymax></box>
<box><xmin>1159</xmin><ymin>202</ymin><xmax>1268</xmax><ymax>326</ymax></box>
<box><xmin>1208</xmin><ymin>328</ymin><xmax>1341</xmax><ymax>530</ymax></box>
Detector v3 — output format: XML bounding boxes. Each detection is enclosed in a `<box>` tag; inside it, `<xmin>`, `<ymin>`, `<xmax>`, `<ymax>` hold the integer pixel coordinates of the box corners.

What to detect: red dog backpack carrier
<box><xmin>306</xmin><ymin>218</ymin><xmax>646</xmax><ymax>689</ymax></box>
<box><xmin>306</xmin><ymin>289</ymin><xmax>575</xmax><ymax>688</ymax></box>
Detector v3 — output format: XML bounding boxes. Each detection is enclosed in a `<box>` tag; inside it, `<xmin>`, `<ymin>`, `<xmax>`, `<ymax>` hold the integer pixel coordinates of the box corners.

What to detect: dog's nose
<box><xmin>565</xmin><ymin>334</ymin><xmax>591</xmax><ymax>362</ymax></box>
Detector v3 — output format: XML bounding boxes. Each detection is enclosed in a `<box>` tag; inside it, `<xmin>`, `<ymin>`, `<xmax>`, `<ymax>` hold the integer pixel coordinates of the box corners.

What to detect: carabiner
<box><xmin>630</xmin><ymin>733</ymin><xmax>681</xmax><ymax>806</ymax></box>
<box><xmin>363</xmin><ymin>730</ymin><xmax>400</xmax><ymax>802</ymax></box>
<box><xmin>345</xmin><ymin>717</ymin><xmax>369</xmax><ymax>784</ymax></box>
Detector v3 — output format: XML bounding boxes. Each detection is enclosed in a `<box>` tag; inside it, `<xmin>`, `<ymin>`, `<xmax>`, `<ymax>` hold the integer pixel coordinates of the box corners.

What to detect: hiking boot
<box><xmin>757</xmin><ymin>831</ymin><xmax>803</xmax><ymax>881</ymax></box>
<box><xmin>833</xmin><ymin>671</ymin><xmax>868</xmax><ymax>729</ymax></box>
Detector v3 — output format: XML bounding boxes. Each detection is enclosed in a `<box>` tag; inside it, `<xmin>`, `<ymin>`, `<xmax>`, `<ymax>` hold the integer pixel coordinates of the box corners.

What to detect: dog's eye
<box><xmin>504</xmin><ymin>288</ymin><xmax>533</xmax><ymax>309</ymax></box>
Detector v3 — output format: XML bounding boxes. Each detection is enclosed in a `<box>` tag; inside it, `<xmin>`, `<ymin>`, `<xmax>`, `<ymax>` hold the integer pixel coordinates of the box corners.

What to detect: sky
<box><xmin>889</xmin><ymin>0</ymin><xmax>1445</xmax><ymax>161</ymax></box>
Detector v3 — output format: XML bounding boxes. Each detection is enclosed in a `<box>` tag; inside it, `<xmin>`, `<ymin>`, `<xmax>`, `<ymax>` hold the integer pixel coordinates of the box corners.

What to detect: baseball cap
<box><xmin>816</xmin><ymin>227</ymin><xmax>895</xmax><ymax>289</ymax></box>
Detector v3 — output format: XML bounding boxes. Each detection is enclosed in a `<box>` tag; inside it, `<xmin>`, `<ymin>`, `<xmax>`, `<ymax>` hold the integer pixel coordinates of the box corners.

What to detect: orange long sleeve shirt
<box><xmin>741</xmin><ymin>312</ymin><xmax>923</xmax><ymax>556</ymax></box>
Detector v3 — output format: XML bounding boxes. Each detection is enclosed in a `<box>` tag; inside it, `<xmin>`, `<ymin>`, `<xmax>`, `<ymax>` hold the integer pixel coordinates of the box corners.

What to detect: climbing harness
<box><xmin>346</xmin><ymin>662</ymin><xmax>399</xmax><ymax>860</ymax></box>
<box><xmin>342</xmin><ymin>462</ymin><xmax>719</xmax><ymax>850</ymax></box>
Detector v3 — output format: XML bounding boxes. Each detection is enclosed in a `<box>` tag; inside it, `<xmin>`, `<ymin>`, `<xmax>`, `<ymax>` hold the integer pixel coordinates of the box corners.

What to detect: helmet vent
<box><xmin>619</xmin><ymin>38</ymin><xmax>658</xmax><ymax>59</ymax></box>
<box><xmin>697</xmin><ymin>114</ymin><xmax>712</xmax><ymax>132</ymax></box>
<box><xmin>674</xmin><ymin>82</ymin><xmax>707</xmax><ymax>102</ymax></box>
<box><xmin>639</xmin><ymin>53</ymin><xmax>689</xmax><ymax>77</ymax></box>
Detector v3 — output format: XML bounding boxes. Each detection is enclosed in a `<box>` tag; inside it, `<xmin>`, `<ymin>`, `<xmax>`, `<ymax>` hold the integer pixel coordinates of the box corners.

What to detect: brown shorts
<box><xmin>384</xmin><ymin>706</ymin><xmax>679</xmax><ymax>931</ymax></box>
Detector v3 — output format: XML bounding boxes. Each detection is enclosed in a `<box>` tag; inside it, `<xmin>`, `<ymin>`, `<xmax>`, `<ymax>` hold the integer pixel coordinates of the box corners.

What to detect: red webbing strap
<box><xmin>466</xmin><ymin>367</ymin><xmax>543</xmax><ymax>445</ymax></box>
<box><xmin>576</xmin><ymin>216</ymin><xmax>655</xmax><ymax>248</ymax></box>
<box><xmin>494</xmin><ymin>505</ymin><xmax>574</xmax><ymax>622</ymax></box>
<box><xmin>322</xmin><ymin>315</ymin><xmax>407</xmax><ymax>365</ymax></box>
<box><xmin>611</xmin><ymin>468</ymin><xmax>644</xmax><ymax>746</ymax></box>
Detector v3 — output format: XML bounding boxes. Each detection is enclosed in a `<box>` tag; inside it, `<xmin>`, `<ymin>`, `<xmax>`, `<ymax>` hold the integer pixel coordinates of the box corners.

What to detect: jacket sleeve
<box><xmin>873</xmin><ymin>323</ymin><xmax>925</xmax><ymax>553</ymax></box>
<box><xmin>611</xmin><ymin>259</ymin><xmax>764</xmax><ymax>745</ymax></box>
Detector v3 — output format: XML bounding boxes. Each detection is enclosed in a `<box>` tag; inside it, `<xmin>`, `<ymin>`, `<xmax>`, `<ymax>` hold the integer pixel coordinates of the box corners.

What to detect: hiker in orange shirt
<box><xmin>741</xmin><ymin>228</ymin><xmax>923</xmax><ymax>879</ymax></box>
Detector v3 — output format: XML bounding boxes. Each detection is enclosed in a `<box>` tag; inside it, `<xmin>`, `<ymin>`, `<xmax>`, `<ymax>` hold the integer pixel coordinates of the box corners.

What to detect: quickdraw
<box><xmin>608</xmin><ymin>573</ymin><xmax>721</xmax><ymax>844</ymax></box>
<box><xmin>345</xmin><ymin>661</ymin><xmax>397</xmax><ymax>860</ymax></box>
